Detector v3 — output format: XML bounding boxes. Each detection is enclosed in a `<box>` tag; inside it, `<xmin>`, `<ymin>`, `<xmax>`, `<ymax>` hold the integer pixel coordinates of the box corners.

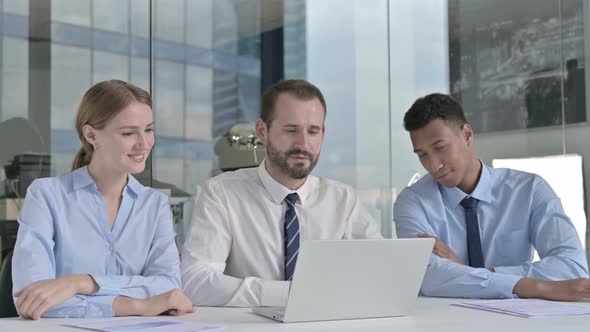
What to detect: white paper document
<box><xmin>63</xmin><ymin>317</ymin><xmax>223</xmax><ymax>332</ymax></box>
<box><xmin>454</xmin><ymin>299</ymin><xmax>590</xmax><ymax>318</ymax></box>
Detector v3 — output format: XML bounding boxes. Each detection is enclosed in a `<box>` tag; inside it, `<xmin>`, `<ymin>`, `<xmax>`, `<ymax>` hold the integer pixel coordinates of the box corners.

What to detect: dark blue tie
<box><xmin>284</xmin><ymin>193</ymin><xmax>300</xmax><ymax>281</ymax></box>
<box><xmin>460</xmin><ymin>197</ymin><xmax>484</xmax><ymax>268</ymax></box>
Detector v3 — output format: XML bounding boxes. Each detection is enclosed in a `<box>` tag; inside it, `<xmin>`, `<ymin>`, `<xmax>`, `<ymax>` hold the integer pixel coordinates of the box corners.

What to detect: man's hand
<box><xmin>113</xmin><ymin>289</ymin><xmax>195</xmax><ymax>317</ymax></box>
<box><xmin>514</xmin><ymin>278</ymin><xmax>590</xmax><ymax>301</ymax></box>
<box><xmin>14</xmin><ymin>274</ymin><xmax>98</xmax><ymax>320</ymax></box>
<box><xmin>418</xmin><ymin>233</ymin><xmax>463</xmax><ymax>265</ymax></box>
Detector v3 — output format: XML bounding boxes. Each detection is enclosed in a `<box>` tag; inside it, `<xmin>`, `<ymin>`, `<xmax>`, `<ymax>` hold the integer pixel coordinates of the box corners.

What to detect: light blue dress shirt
<box><xmin>394</xmin><ymin>162</ymin><xmax>589</xmax><ymax>299</ymax></box>
<box><xmin>12</xmin><ymin>166</ymin><xmax>181</xmax><ymax>318</ymax></box>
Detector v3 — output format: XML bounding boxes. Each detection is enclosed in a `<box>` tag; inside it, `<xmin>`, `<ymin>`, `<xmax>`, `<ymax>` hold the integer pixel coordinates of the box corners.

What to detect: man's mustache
<box><xmin>286</xmin><ymin>149</ymin><xmax>313</xmax><ymax>159</ymax></box>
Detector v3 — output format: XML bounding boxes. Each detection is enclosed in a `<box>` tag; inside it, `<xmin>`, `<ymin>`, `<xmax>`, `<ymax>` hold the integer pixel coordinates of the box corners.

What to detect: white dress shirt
<box><xmin>181</xmin><ymin>161</ymin><xmax>382</xmax><ymax>307</ymax></box>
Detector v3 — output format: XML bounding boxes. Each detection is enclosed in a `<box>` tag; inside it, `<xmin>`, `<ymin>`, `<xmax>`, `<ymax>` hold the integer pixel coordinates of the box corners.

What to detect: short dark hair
<box><xmin>403</xmin><ymin>93</ymin><xmax>467</xmax><ymax>131</ymax></box>
<box><xmin>260</xmin><ymin>79</ymin><xmax>327</xmax><ymax>127</ymax></box>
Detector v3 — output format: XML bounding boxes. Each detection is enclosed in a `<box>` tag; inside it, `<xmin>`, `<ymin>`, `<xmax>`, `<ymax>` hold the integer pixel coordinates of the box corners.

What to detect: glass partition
<box><xmin>0</xmin><ymin>0</ymin><xmax>588</xmax><ymax>256</ymax></box>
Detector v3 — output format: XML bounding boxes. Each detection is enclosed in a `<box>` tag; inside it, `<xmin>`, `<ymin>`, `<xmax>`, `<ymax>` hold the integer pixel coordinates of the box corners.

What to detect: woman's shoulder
<box><xmin>27</xmin><ymin>171</ymin><xmax>72</xmax><ymax>194</ymax></box>
<box><xmin>140</xmin><ymin>186</ymin><xmax>170</xmax><ymax>203</ymax></box>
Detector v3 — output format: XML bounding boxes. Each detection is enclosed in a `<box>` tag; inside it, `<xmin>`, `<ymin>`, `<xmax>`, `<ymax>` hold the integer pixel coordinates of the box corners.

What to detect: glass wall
<box><xmin>0</xmin><ymin>0</ymin><xmax>397</xmax><ymax>242</ymax></box>
<box><xmin>387</xmin><ymin>0</ymin><xmax>450</xmax><ymax>237</ymax></box>
<box><xmin>0</xmin><ymin>0</ymin><xmax>589</xmax><ymax>254</ymax></box>
<box><xmin>445</xmin><ymin>0</ymin><xmax>590</xmax><ymax>255</ymax></box>
<box><xmin>294</xmin><ymin>0</ymin><xmax>392</xmax><ymax>235</ymax></box>
<box><xmin>0</xmin><ymin>0</ymin><xmax>150</xmax><ymax>177</ymax></box>
<box><xmin>150</xmin><ymin>0</ymin><xmax>265</xmax><ymax>244</ymax></box>
<box><xmin>564</xmin><ymin>0</ymin><xmax>590</xmax><ymax>254</ymax></box>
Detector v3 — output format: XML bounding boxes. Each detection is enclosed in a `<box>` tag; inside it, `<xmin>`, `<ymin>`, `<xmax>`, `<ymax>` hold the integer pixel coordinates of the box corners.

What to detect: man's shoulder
<box><xmin>205</xmin><ymin>167</ymin><xmax>259</xmax><ymax>186</ymax></box>
<box><xmin>394</xmin><ymin>175</ymin><xmax>443</xmax><ymax>213</ymax></box>
<box><xmin>490</xmin><ymin>166</ymin><xmax>536</xmax><ymax>179</ymax></box>
<box><xmin>489</xmin><ymin>166</ymin><xmax>541</xmax><ymax>188</ymax></box>
<box><xmin>199</xmin><ymin>167</ymin><xmax>260</xmax><ymax>197</ymax></box>
<box><xmin>490</xmin><ymin>167</ymin><xmax>554</xmax><ymax>203</ymax></box>
<box><xmin>401</xmin><ymin>174</ymin><xmax>439</xmax><ymax>197</ymax></box>
<box><xmin>313</xmin><ymin>175</ymin><xmax>357</xmax><ymax>196</ymax></box>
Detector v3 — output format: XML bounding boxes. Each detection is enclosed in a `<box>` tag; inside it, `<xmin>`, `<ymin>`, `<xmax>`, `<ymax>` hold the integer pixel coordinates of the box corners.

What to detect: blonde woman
<box><xmin>12</xmin><ymin>80</ymin><xmax>194</xmax><ymax>319</ymax></box>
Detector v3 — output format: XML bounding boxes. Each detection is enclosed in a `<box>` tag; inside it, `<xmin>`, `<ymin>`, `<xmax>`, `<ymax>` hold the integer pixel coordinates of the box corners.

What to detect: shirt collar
<box><xmin>125</xmin><ymin>173</ymin><xmax>145</xmax><ymax>196</ymax></box>
<box><xmin>257</xmin><ymin>159</ymin><xmax>313</xmax><ymax>205</ymax></box>
<box><xmin>441</xmin><ymin>160</ymin><xmax>494</xmax><ymax>208</ymax></box>
<box><xmin>72</xmin><ymin>165</ymin><xmax>145</xmax><ymax>196</ymax></box>
<box><xmin>72</xmin><ymin>166</ymin><xmax>95</xmax><ymax>191</ymax></box>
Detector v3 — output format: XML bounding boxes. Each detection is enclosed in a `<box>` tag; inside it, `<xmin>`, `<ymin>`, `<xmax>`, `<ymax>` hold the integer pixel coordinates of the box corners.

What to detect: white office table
<box><xmin>1</xmin><ymin>297</ymin><xmax>589</xmax><ymax>331</ymax></box>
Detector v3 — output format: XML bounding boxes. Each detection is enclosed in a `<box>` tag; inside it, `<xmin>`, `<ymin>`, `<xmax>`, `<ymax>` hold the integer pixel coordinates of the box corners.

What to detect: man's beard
<box><xmin>266</xmin><ymin>140</ymin><xmax>319</xmax><ymax>179</ymax></box>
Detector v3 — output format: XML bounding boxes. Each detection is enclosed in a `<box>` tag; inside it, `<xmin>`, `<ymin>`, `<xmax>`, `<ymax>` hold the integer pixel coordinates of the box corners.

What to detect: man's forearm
<box><xmin>512</xmin><ymin>277</ymin><xmax>590</xmax><ymax>301</ymax></box>
<box><xmin>512</xmin><ymin>277</ymin><xmax>546</xmax><ymax>298</ymax></box>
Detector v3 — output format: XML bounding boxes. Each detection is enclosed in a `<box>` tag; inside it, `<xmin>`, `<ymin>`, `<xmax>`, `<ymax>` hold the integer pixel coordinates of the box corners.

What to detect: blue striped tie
<box><xmin>284</xmin><ymin>193</ymin><xmax>300</xmax><ymax>281</ymax></box>
<box><xmin>460</xmin><ymin>197</ymin><xmax>485</xmax><ymax>268</ymax></box>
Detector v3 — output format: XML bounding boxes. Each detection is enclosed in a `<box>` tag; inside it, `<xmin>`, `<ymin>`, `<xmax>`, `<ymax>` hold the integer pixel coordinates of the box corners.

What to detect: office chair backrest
<box><xmin>0</xmin><ymin>117</ymin><xmax>46</xmax><ymax>169</ymax></box>
<box><xmin>0</xmin><ymin>250</ymin><xmax>17</xmax><ymax>318</ymax></box>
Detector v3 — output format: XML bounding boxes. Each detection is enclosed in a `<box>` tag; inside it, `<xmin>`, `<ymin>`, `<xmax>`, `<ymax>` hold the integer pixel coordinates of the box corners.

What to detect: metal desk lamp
<box><xmin>215</xmin><ymin>123</ymin><xmax>265</xmax><ymax>172</ymax></box>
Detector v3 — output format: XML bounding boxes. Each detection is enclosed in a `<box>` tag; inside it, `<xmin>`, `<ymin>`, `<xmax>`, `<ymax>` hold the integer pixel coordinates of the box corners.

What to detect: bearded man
<box><xmin>181</xmin><ymin>79</ymin><xmax>382</xmax><ymax>307</ymax></box>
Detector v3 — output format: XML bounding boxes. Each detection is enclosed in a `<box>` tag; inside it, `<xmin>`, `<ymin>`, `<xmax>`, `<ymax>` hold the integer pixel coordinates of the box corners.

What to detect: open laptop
<box><xmin>253</xmin><ymin>238</ymin><xmax>434</xmax><ymax>323</ymax></box>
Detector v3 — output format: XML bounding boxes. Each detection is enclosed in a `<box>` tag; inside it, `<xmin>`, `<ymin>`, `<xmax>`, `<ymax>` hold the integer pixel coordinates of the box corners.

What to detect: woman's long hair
<box><xmin>71</xmin><ymin>80</ymin><xmax>152</xmax><ymax>171</ymax></box>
